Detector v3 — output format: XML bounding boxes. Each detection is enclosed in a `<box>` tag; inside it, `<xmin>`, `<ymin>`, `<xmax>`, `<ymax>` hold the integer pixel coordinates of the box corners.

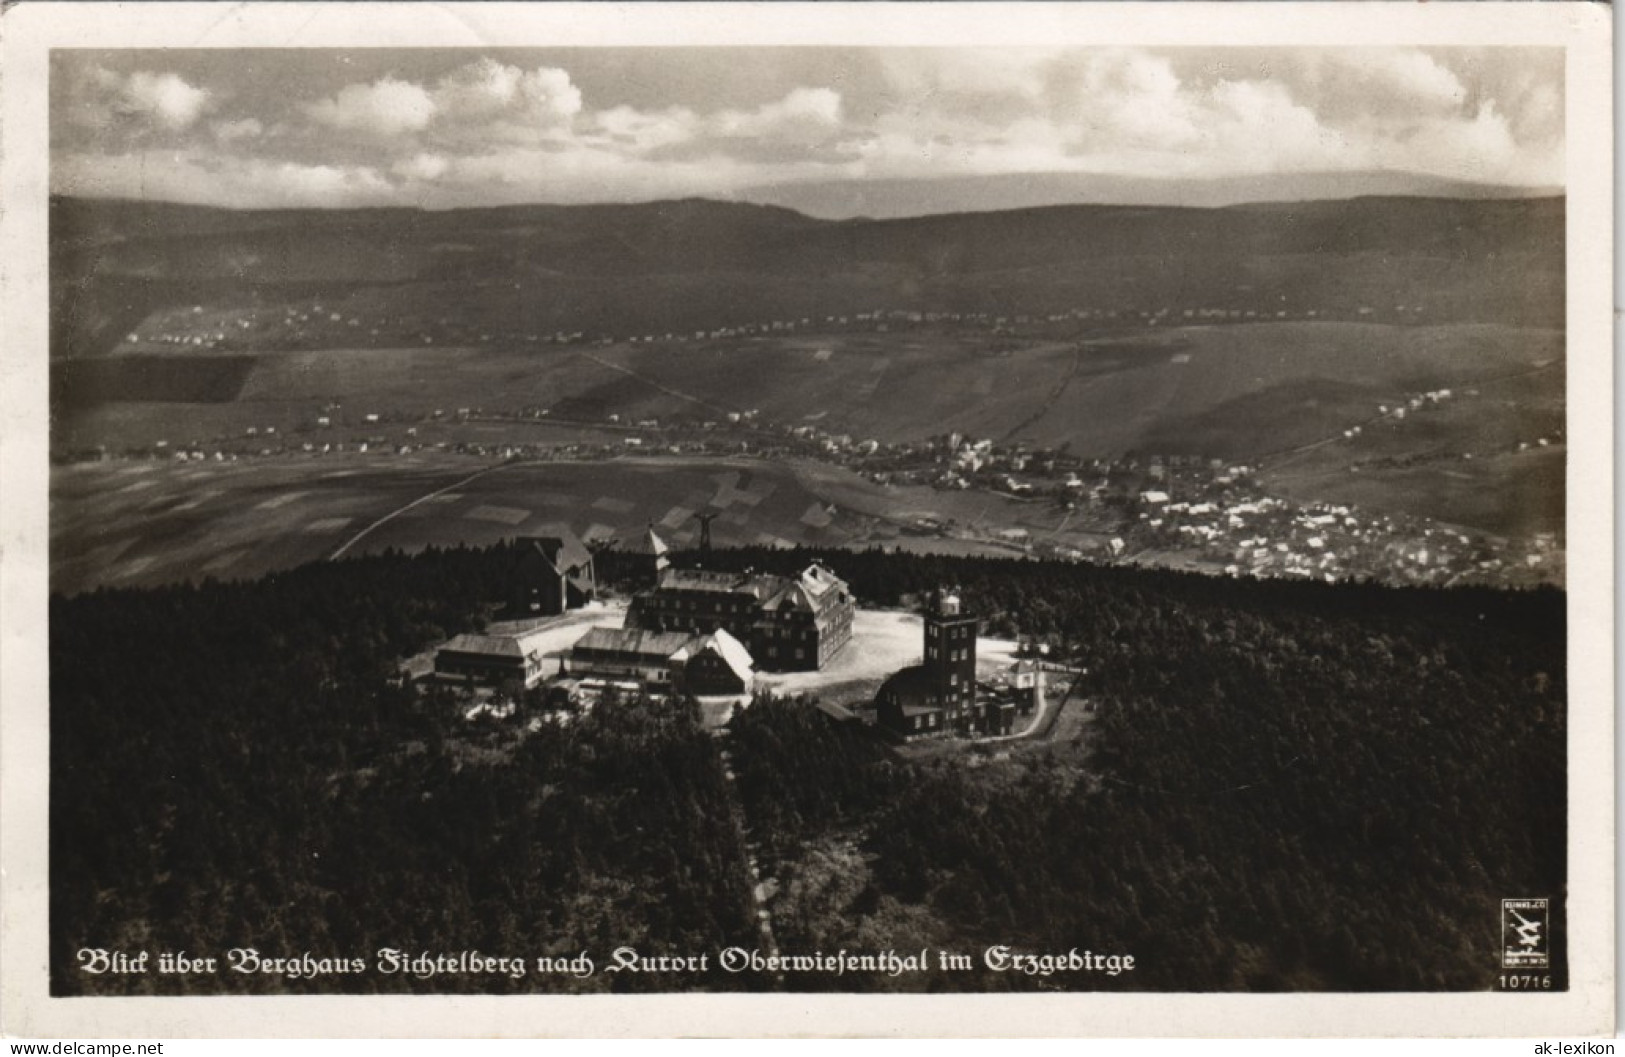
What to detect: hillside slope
<box><xmin>51</xmin><ymin>194</ymin><xmax>1564</xmax><ymax>361</ymax></box>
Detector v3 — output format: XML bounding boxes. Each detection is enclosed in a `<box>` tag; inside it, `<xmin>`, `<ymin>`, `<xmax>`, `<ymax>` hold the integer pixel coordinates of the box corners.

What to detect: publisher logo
<box><xmin>1502</xmin><ymin>898</ymin><xmax>1549</xmax><ymax>969</ymax></box>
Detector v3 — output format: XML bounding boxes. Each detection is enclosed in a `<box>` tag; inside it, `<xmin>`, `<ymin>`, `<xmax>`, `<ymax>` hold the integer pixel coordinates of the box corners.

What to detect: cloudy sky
<box><xmin>51</xmin><ymin>47</ymin><xmax>1563</xmax><ymax>210</ymax></box>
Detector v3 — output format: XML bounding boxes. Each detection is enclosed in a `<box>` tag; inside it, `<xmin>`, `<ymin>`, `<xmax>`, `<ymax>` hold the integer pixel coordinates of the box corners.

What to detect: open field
<box><xmin>1256</xmin><ymin>359</ymin><xmax>1566</xmax><ymax>537</ymax></box>
<box><xmin>52</xmin><ymin>453</ymin><xmax>1033</xmax><ymax>597</ymax></box>
<box><xmin>50</xmin><ymin>455</ymin><xmax>459</xmax><ymax>595</ymax></box>
<box><xmin>1266</xmin><ymin>447</ymin><xmax>1565</xmax><ymax>541</ymax></box>
<box><xmin>54</xmin><ymin>321</ymin><xmax>1563</xmax><ymax>465</ymax></box>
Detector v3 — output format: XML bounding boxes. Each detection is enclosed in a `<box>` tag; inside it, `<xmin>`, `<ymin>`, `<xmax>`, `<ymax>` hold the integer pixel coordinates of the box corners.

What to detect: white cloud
<box><xmin>298</xmin><ymin>61</ymin><xmax>582</xmax><ymax>151</ymax></box>
<box><xmin>55</xmin><ymin>148</ymin><xmax>393</xmax><ymax>209</ymax></box>
<box><xmin>1386</xmin><ymin>102</ymin><xmax>1527</xmax><ymax>183</ymax></box>
<box><xmin>211</xmin><ymin>117</ymin><xmax>264</xmax><ymax>143</ymax></box>
<box><xmin>433</xmin><ymin>59</ymin><xmax>581</xmax><ymax>126</ymax></box>
<box><xmin>122</xmin><ymin>71</ymin><xmax>210</xmax><ymax>130</ymax></box>
<box><xmin>392</xmin><ymin>152</ymin><xmax>450</xmax><ymax>181</ymax></box>
<box><xmin>586</xmin><ymin>104</ymin><xmax>698</xmax><ymax>153</ymax></box>
<box><xmin>307</xmin><ymin>78</ymin><xmax>436</xmax><ymax>137</ymax></box>
<box><xmin>62</xmin><ymin>66</ymin><xmax>211</xmax><ymax>134</ymax></box>
<box><xmin>51</xmin><ymin>49</ymin><xmax>1565</xmax><ymax>208</ymax></box>
<box><xmin>641</xmin><ymin>86</ymin><xmax>853</xmax><ymax>164</ymax></box>
<box><xmin>1302</xmin><ymin>50</ymin><xmax>1468</xmax><ymax>121</ymax></box>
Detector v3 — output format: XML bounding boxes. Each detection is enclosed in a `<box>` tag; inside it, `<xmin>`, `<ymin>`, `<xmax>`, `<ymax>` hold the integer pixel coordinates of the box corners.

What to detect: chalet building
<box><xmin>877</xmin><ymin>589</ymin><xmax>1012</xmax><ymax>738</ymax></box>
<box><xmin>434</xmin><ymin>629</ymin><xmax>555</xmax><ymax>689</ymax></box>
<box><xmin>512</xmin><ymin>533</ymin><xmax>596</xmax><ymax>616</ymax></box>
<box><xmin>625</xmin><ymin>562</ymin><xmax>854</xmax><ymax>671</ymax></box>
<box><xmin>564</xmin><ymin>625</ymin><xmax>755</xmax><ymax>696</ymax></box>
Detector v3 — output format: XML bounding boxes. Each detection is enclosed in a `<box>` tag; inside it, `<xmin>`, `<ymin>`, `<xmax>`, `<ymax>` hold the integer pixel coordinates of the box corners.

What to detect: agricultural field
<box><xmin>47</xmin><ymin>192</ymin><xmax>1567</xmax><ymax>590</ymax></box>
<box><xmin>53</xmin><ymin>320</ymin><xmax>1562</xmax><ymax>463</ymax></box>
<box><xmin>50</xmin><ymin>454</ymin><xmax>996</xmax><ymax>597</ymax></box>
<box><xmin>1256</xmin><ymin>356</ymin><xmax>1566</xmax><ymax>537</ymax></box>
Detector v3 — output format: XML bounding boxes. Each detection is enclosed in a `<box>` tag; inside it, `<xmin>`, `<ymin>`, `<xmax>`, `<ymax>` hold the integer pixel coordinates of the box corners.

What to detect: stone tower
<box><xmin>923</xmin><ymin>588</ymin><xmax>978</xmax><ymax>722</ymax></box>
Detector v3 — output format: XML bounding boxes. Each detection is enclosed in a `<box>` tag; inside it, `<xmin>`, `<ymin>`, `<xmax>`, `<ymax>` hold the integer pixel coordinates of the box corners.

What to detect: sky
<box><xmin>50</xmin><ymin>47</ymin><xmax>1564</xmax><ymax>211</ymax></box>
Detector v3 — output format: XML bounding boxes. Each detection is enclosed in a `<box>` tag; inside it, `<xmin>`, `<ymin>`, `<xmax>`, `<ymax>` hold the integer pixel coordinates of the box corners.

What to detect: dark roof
<box><xmin>625</xmin><ymin>525</ymin><xmax>670</xmax><ymax>556</ymax></box>
<box><xmin>571</xmin><ymin>626</ymin><xmax>695</xmax><ymax>659</ymax></box>
<box><xmin>653</xmin><ymin>563</ymin><xmax>850</xmax><ymax>614</ymax></box>
<box><xmin>519</xmin><ymin>533</ymin><xmax>594</xmax><ymax>589</ymax></box>
<box><xmin>656</xmin><ymin>567</ymin><xmax>772</xmax><ymax>595</ymax></box>
<box><xmin>439</xmin><ymin>629</ymin><xmax>552</xmax><ymax>660</ymax></box>
<box><xmin>520</xmin><ymin>536</ymin><xmax>591</xmax><ymax>575</ymax></box>
<box><xmin>875</xmin><ymin>665</ymin><xmax>941</xmax><ymax>711</ymax></box>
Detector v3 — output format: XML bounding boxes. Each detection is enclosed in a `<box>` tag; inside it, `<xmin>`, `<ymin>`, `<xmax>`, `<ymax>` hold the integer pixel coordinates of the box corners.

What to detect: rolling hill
<box><xmin>51</xmin><ymin>193</ymin><xmax>1563</xmax><ymax>363</ymax></box>
<box><xmin>732</xmin><ymin>169</ymin><xmax>1564</xmax><ymax>219</ymax></box>
<box><xmin>47</xmin><ymin>191</ymin><xmax>1566</xmax><ymax>583</ymax></box>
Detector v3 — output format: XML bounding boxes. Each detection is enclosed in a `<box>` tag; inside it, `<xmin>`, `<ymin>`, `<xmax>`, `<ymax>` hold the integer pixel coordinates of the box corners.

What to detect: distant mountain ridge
<box><xmin>51</xmin><ymin>190</ymin><xmax>1564</xmax><ymax>362</ymax></box>
<box><xmin>730</xmin><ymin>170</ymin><xmax>1563</xmax><ymax>220</ymax></box>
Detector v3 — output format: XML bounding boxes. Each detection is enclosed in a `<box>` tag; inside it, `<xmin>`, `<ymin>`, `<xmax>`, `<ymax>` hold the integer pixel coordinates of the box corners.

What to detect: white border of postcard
<box><xmin>0</xmin><ymin>1</ymin><xmax>1613</xmax><ymax>1039</ymax></box>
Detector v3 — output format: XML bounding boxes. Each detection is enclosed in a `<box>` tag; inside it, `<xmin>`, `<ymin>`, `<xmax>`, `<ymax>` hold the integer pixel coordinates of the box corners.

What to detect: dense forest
<box><xmin>52</xmin><ymin>543</ymin><xmax>1565</xmax><ymax>993</ymax></box>
<box><xmin>711</xmin><ymin>546</ymin><xmax>1567</xmax><ymax>990</ymax></box>
<box><xmin>50</xmin><ymin>546</ymin><xmax>757</xmax><ymax>995</ymax></box>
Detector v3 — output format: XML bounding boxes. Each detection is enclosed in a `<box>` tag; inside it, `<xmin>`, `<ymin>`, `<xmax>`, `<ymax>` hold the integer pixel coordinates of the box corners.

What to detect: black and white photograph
<box><xmin>0</xmin><ymin>1</ymin><xmax>1613</xmax><ymax>1040</ymax></box>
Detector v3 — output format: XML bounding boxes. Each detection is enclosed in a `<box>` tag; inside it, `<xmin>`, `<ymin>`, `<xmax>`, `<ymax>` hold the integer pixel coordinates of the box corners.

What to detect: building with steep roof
<box><xmin>564</xmin><ymin>625</ymin><xmax>754</xmax><ymax>695</ymax></box>
<box><xmin>512</xmin><ymin>533</ymin><xmax>596</xmax><ymax>616</ymax></box>
<box><xmin>624</xmin><ymin>561</ymin><xmax>854</xmax><ymax>671</ymax></box>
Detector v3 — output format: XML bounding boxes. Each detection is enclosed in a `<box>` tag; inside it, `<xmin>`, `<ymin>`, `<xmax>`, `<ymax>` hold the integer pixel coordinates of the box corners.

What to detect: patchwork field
<box><xmin>53</xmin><ymin>321</ymin><xmax>1563</xmax><ymax>465</ymax></box>
<box><xmin>52</xmin><ymin>454</ymin><xmax>995</xmax><ymax>596</ymax></box>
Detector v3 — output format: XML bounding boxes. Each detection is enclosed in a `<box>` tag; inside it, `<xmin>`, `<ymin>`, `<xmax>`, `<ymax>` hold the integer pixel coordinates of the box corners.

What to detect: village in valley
<box><xmin>57</xmin><ymin>299</ymin><xmax>1563</xmax><ymax>593</ymax></box>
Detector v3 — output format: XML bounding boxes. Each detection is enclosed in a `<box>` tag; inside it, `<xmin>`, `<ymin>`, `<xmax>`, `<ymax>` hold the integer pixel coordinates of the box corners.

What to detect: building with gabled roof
<box><xmin>564</xmin><ymin>625</ymin><xmax>755</xmax><ymax>696</ymax></box>
<box><xmin>512</xmin><ymin>533</ymin><xmax>596</xmax><ymax>616</ymax></box>
<box><xmin>624</xmin><ymin>561</ymin><xmax>854</xmax><ymax>671</ymax></box>
<box><xmin>434</xmin><ymin>628</ymin><xmax>557</xmax><ymax>688</ymax></box>
<box><xmin>676</xmin><ymin>628</ymin><xmax>756</xmax><ymax>696</ymax></box>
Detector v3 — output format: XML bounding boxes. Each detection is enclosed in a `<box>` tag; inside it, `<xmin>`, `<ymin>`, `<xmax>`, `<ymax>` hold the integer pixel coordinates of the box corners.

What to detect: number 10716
<box><xmin>1498</xmin><ymin>973</ymin><xmax>1552</xmax><ymax>990</ymax></box>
